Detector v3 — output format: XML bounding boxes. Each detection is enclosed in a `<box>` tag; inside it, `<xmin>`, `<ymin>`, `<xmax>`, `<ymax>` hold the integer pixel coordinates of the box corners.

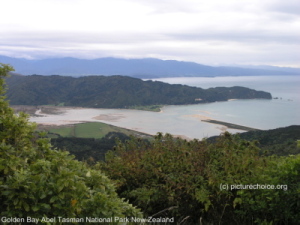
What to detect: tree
<box><xmin>0</xmin><ymin>64</ymin><xmax>141</xmax><ymax>222</ymax></box>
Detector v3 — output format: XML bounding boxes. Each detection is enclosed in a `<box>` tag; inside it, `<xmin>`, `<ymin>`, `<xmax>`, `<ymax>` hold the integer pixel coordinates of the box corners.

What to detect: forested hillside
<box><xmin>207</xmin><ymin>125</ymin><xmax>300</xmax><ymax>156</ymax></box>
<box><xmin>238</xmin><ymin>125</ymin><xmax>300</xmax><ymax>155</ymax></box>
<box><xmin>5</xmin><ymin>74</ymin><xmax>272</xmax><ymax>108</ymax></box>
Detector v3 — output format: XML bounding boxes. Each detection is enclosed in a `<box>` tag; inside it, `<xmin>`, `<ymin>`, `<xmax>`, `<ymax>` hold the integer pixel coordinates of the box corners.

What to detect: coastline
<box><xmin>27</xmin><ymin>105</ymin><xmax>262</xmax><ymax>139</ymax></box>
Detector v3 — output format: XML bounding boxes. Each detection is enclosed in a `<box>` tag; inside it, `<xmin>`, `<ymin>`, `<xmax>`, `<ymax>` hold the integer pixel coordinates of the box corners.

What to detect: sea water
<box><xmin>154</xmin><ymin>75</ymin><xmax>300</xmax><ymax>132</ymax></box>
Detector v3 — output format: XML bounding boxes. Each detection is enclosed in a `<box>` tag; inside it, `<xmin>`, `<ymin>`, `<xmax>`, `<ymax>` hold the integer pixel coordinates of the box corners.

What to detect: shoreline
<box><xmin>25</xmin><ymin>105</ymin><xmax>261</xmax><ymax>139</ymax></box>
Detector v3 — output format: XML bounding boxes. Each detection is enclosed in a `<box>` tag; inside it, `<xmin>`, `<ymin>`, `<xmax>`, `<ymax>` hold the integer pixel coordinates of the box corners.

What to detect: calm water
<box><xmin>154</xmin><ymin>75</ymin><xmax>300</xmax><ymax>130</ymax></box>
<box><xmin>30</xmin><ymin>76</ymin><xmax>300</xmax><ymax>139</ymax></box>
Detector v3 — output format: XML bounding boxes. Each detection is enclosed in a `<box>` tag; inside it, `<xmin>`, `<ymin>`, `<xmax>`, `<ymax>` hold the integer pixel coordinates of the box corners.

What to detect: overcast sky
<box><xmin>0</xmin><ymin>0</ymin><xmax>299</xmax><ymax>67</ymax></box>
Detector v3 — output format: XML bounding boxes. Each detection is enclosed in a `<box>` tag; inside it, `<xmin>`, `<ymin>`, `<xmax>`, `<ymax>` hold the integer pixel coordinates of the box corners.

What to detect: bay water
<box><xmin>30</xmin><ymin>75</ymin><xmax>300</xmax><ymax>139</ymax></box>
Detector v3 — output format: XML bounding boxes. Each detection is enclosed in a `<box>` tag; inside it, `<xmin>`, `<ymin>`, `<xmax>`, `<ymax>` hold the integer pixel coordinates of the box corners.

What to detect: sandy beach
<box><xmin>185</xmin><ymin>114</ymin><xmax>213</xmax><ymax>121</ymax></box>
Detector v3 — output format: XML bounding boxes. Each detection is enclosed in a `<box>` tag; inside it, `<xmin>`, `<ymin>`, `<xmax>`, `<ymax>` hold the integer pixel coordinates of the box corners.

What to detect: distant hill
<box><xmin>5</xmin><ymin>74</ymin><xmax>272</xmax><ymax>108</ymax></box>
<box><xmin>0</xmin><ymin>55</ymin><xmax>298</xmax><ymax>78</ymax></box>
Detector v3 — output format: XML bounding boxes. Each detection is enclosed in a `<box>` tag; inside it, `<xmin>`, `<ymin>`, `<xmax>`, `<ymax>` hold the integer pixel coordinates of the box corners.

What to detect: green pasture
<box><xmin>47</xmin><ymin>122</ymin><xmax>143</xmax><ymax>139</ymax></box>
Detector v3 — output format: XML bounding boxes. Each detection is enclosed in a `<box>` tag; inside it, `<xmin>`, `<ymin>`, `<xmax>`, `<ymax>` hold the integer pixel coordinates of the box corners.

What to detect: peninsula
<box><xmin>5</xmin><ymin>74</ymin><xmax>272</xmax><ymax>109</ymax></box>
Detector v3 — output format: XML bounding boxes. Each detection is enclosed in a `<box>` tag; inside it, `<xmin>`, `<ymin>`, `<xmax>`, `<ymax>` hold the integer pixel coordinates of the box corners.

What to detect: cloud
<box><xmin>0</xmin><ymin>0</ymin><xmax>299</xmax><ymax>67</ymax></box>
<box><xmin>263</xmin><ymin>0</ymin><xmax>300</xmax><ymax>15</ymax></box>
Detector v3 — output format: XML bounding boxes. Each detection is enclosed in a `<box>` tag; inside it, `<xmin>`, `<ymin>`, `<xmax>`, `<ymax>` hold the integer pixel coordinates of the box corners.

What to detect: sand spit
<box><xmin>202</xmin><ymin>119</ymin><xmax>260</xmax><ymax>131</ymax></box>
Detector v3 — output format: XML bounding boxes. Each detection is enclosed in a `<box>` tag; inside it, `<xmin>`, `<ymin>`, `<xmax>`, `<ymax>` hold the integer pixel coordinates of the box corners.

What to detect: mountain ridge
<box><xmin>1</xmin><ymin>55</ymin><xmax>299</xmax><ymax>78</ymax></box>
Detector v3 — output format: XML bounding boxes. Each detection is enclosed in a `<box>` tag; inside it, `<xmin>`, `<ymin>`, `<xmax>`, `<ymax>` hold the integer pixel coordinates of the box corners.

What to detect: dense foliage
<box><xmin>6</xmin><ymin>74</ymin><xmax>271</xmax><ymax>108</ymax></box>
<box><xmin>100</xmin><ymin>133</ymin><xmax>300</xmax><ymax>224</ymax></box>
<box><xmin>50</xmin><ymin>132</ymin><xmax>131</xmax><ymax>162</ymax></box>
<box><xmin>0</xmin><ymin>64</ymin><xmax>141</xmax><ymax>223</ymax></box>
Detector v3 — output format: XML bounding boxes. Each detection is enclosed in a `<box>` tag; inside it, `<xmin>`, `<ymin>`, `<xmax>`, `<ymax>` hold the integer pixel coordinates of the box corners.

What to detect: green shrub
<box><xmin>100</xmin><ymin>132</ymin><xmax>300</xmax><ymax>224</ymax></box>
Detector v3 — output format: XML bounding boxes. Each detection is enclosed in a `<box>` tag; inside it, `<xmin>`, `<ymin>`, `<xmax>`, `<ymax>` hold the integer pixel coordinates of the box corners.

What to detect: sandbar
<box><xmin>92</xmin><ymin>114</ymin><xmax>126</xmax><ymax>122</ymax></box>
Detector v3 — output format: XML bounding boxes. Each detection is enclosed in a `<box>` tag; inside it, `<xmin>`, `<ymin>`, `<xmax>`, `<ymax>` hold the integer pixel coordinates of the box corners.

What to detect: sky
<box><xmin>0</xmin><ymin>0</ymin><xmax>299</xmax><ymax>67</ymax></box>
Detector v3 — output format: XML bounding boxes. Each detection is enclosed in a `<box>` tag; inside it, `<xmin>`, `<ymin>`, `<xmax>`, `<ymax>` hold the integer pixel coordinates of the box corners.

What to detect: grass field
<box><xmin>41</xmin><ymin>122</ymin><xmax>151</xmax><ymax>139</ymax></box>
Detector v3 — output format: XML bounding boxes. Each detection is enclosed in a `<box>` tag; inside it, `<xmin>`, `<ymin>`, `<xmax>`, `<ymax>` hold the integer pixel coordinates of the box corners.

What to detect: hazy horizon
<box><xmin>2</xmin><ymin>55</ymin><xmax>300</xmax><ymax>71</ymax></box>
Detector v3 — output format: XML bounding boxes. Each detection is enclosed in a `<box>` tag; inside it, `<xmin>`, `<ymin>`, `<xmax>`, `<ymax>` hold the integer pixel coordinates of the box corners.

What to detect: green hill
<box><xmin>238</xmin><ymin>125</ymin><xmax>300</xmax><ymax>155</ymax></box>
<box><xmin>208</xmin><ymin>125</ymin><xmax>300</xmax><ymax>156</ymax></box>
<box><xmin>5</xmin><ymin>74</ymin><xmax>272</xmax><ymax>108</ymax></box>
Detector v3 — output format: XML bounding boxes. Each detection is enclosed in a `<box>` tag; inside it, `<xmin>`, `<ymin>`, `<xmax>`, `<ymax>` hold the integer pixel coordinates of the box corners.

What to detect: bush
<box><xmin>100</xmin><ymin>132</ymin><xmax>300</xmax><ymax>224</ymax></box>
